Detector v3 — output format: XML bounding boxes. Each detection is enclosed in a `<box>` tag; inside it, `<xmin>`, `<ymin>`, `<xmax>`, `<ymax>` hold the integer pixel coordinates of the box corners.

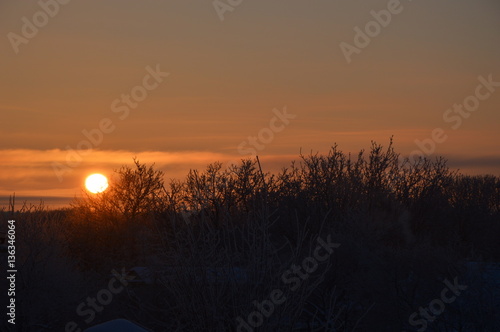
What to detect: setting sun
<box><xmin>85</xmin><ymin>173</ymin><xmax>109</xmax><ymax>194</ymax></box>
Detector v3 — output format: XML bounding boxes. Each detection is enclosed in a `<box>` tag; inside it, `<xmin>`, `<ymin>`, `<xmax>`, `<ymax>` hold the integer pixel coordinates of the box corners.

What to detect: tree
<box><xmin>66</xmin><ymin>159</ymin><xmax>167</xmax><ymax>271</ymax></box>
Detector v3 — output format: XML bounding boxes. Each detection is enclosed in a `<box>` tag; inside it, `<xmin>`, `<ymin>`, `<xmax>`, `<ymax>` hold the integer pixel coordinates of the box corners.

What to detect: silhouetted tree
<box><xmin>66</xmin><ymin>159</ymin><xmax>166</xmax><ymax>271</ymax></box>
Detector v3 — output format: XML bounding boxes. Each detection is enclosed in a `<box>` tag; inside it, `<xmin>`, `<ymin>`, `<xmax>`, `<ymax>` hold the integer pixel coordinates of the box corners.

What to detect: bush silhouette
<box><xmin>3</xmin><ymin>139</ymin><xmax>499</xmax><ymax>331</ymax></box>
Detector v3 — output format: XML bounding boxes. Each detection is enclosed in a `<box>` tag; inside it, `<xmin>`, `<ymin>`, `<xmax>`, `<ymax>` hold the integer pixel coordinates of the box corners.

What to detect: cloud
<box><xmin>445</xmin><ymin>155</ymin><xmax>500</xmax><ymax>174</ymax></box>
<box><xmin>0</xmin><ymin>149</ymin><xmax>297</xmax><ymax>198</ymax></box>
<box><xmin>1</xmin><ymin>147</ymin><xmax>498</xmax><ymax>204</ymax></box>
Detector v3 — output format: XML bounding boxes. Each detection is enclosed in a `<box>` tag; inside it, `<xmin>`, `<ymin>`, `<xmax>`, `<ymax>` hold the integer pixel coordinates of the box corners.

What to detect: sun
<box><xmin>85</xmin><ymin>173</ymin><xmax>109</xmax><ymax>194</ymax></box>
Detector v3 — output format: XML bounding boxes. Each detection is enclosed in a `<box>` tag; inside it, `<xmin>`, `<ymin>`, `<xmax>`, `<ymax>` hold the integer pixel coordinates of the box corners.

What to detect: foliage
<box><xmin>2</xmin><ymin>140</ymin><xmax>499</xmax><ymax>331</ymax></box>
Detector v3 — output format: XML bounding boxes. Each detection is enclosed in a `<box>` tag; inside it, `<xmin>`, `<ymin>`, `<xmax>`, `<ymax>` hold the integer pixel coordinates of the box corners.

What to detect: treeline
<box><xmin>2</xmin><ymin>139</ymin><xmax>499</xmax><ymax>331</ymax></box>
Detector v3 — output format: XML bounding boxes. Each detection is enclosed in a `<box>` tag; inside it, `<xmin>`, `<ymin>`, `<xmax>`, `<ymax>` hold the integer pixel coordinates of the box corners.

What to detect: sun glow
<box><xmin>85</xmin><ymin>173</ymin><xmax>109</xmax><ymax>194</ymax></box>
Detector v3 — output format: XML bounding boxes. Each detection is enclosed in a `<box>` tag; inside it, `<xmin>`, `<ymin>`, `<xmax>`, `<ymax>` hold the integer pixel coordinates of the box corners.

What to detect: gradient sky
<box><xmin>1</xmin><ymin>0</ymin><xmax>499</xmax><ymax>205</ymax></box>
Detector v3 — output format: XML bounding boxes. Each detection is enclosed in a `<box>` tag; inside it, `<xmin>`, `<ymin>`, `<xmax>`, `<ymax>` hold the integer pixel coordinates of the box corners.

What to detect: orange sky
<box><xmin>1</xmin><ymin>0</ymin><xmax>499</xmax><ymax>206</ymax></box>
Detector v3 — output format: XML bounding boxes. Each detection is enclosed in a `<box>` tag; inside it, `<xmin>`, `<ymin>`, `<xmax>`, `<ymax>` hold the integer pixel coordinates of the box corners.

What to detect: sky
<box><xmin>1</xmin><ymin>0</ymin><xmax>499</xmax><ymax>207</ymax></box>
